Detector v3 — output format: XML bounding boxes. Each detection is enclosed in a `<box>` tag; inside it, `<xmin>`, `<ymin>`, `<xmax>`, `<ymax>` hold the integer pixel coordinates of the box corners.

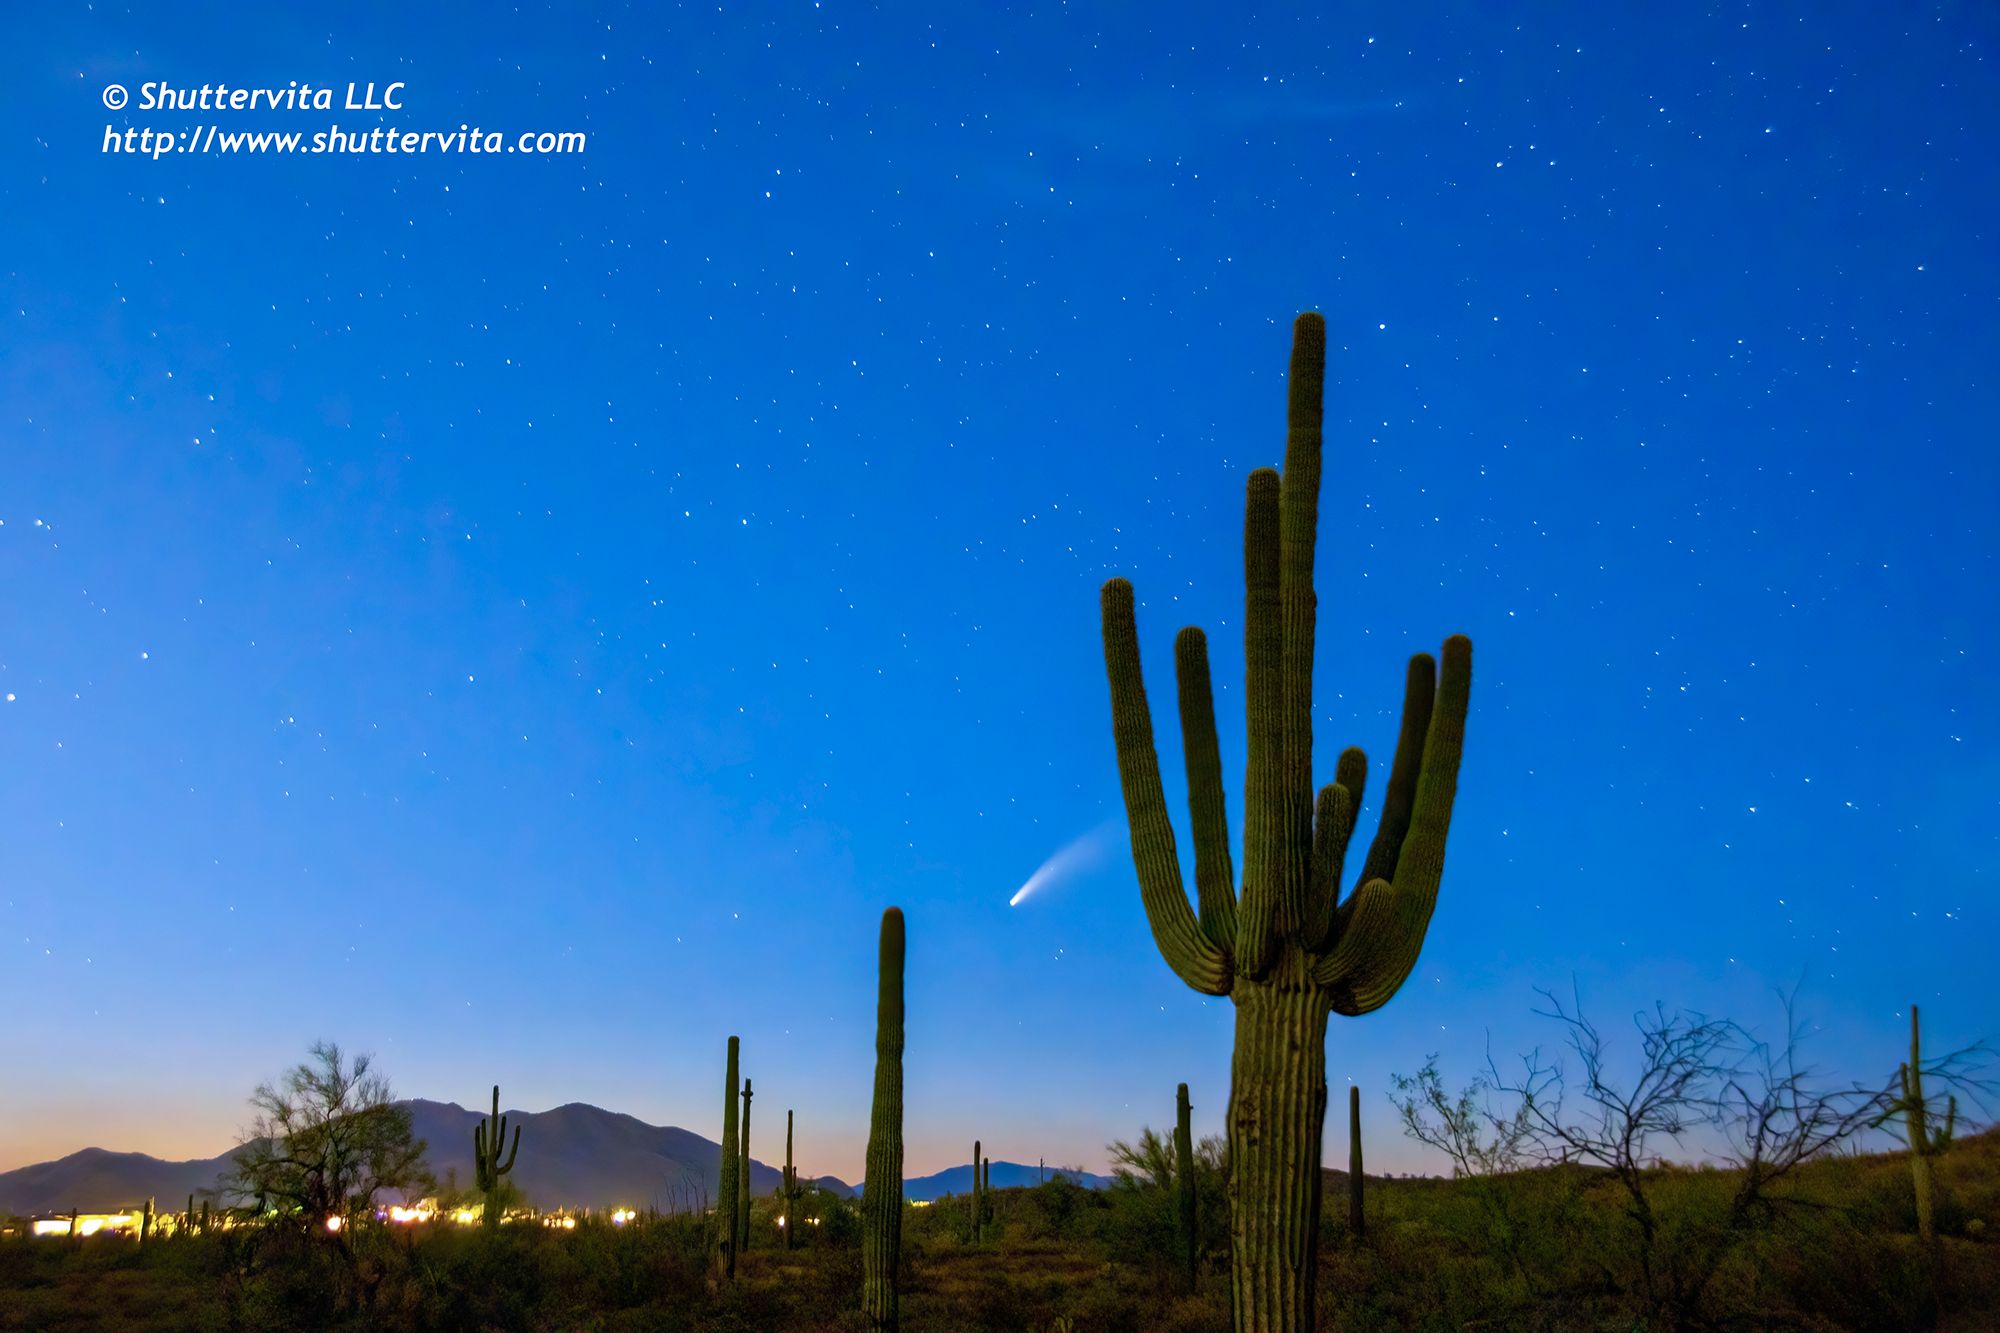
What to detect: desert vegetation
<box><xmin>2</xmin><ymin>1108</ymin><xmax>1993</xmax><ymax>1331</ymax></box>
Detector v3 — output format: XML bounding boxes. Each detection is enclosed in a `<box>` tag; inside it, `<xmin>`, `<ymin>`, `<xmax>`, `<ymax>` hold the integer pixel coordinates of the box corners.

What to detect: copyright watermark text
<box><xmin>96</xmin><ymin>80</ymin><xmax>586</xmax><ymax>159</ymax></box>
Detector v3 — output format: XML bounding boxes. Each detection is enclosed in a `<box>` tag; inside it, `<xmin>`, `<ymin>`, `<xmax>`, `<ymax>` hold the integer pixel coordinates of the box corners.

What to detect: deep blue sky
<box><xmin>2</xmin><ymin>4</ymin><xmax>1994</xmax><ymax>1181</ymax></box>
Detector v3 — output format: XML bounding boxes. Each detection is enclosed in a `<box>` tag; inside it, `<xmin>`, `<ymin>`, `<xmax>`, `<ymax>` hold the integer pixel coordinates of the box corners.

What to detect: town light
<box><xmin>325</xmin><ymin>1215</ymin><xmax>343</xmax><ymax>1233</ymax></box>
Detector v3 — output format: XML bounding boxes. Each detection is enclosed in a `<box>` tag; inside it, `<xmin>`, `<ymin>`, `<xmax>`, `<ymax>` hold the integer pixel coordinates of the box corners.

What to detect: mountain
<box><xmin>903</xmin><ymin>1160</ymin><xmax>1112</xmax><ymax>1202</ymax></box>
<box><xmin>0</xmin><ymin>1100</ymin><xmax>856</xmax><ymax>1215</ymax></box>
<box><xmin>0</xmin><ymin>1147</ymin><xmax>237</xmax><ymax>1216</ymax></box>
<box><xmin>0</xmin><ymin>1102</ymin><xmax>1114</xmax><ymax>1215</ymax></box>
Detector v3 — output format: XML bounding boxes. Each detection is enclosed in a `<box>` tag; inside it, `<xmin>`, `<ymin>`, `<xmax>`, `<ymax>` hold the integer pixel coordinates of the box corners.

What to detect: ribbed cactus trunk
<box><xmin>1101</xmin><ymin>312</ymin><xmax>1473</xmax><ymax>1333</ymax></box>
<box><xmin>970</xmin><ymin>1139</ymin><xmax>983</xmax><ymax>1241</ymax></box>
<box><xmin>738</xmin><ymin>1078</ymin><xmax>754</xmax><ymax>1253</ymax></box>
<box><xmin>981</xmin><ymin>1157</ymin><xmax>992</xmax><ymax>1225</ymax></box>
<box><xmin>1229</xmin><ymin>978</ymin><xmax>1332</xmax><ymax>1324</ymax></box>
<box><xmin>1347</xmin><ymin>1085</ymin><xmax>1365</xmax><ymax>1240</ymax></box>
<box><xmin>862</xmin><ymin>908</ymin><xmax>905</xmax><ymax>1330</ymax></box>
<box><xmin>1176</xmin><ymin>1083</ymin><xmax>1198</xmax><ymax>1289</ymax></box>
<box><xmin>473</xmin><ymin>1085</ymin><xmax>521</xmax><ymax>1230</ymax></box>
<box><xmin>719</xmin><ymin>1037</ymin><xmax>740</xmax><ymax>1279</ymax></box>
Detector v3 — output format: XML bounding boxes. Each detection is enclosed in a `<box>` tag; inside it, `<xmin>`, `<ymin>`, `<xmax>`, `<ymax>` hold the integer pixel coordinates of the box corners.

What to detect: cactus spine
<box><xmin>970</xmin><ymin>1139</ymin><xmax>983</xmax><ymax>1241</ymax></box>
<box><xmin>737</xmin><ymin>1077</ymin><xmax>754</xmax><ymax>1252</ymax></box>
<box><xmin>1176</xmin><ymin>1083</ymin><xmax>1197</xmax><ymax>1289</ymax></box>
<box><xmin>1348</xmin><ymin>1085</ymin><xmax>1365</xmax><ymax>1240</ymax></box>
<box><xmin>1100</xmin><ymin>312</ymin><xmax>1473</xmax><ymax>1331</ymax></box>
<box><xmin>1880</xmin><ymin>1004</ymin><xmax>1958</xmax><ymax>1242</ymax></box>
<box><xmin>861</xmin><ymin>908</ymin><xmax>905</xmax><ymax>1330</ymax></box>
<box><xmin>472</xmin><ymin>1085</ymin><xmax>520</xmax><ymax>1230</ymax></box>
<box><xmin>719</xmin><ymin>1036</ymin><xmax>740</xmax><ymax>1278</ymax></box>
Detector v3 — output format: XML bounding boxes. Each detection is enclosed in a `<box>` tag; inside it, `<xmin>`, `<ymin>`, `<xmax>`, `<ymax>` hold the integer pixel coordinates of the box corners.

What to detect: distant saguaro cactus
<box><xmin>782</xmin><ymin>1109</ymin><xmax>797</xmax><ymax>1251</ymax></box>
<box><xmin>473</xmin><ymin>1085</ymin><xmax>521</xmax><ymax>1230</ymax></box>
<box><xmin>861</xmin><ymin>908</ymin><xmax>906</xmax><ymax>1330</ymax></box>
<box><xmin>737</xmin><ymin>1077</ymin><xmax>754</xmax><ymax>1252</ymax></box>
<box><xmin>184</xmin><ymin>1194</ymin><xmax>195</xmax><ymax>1238</ymax></box>
<box><xmin>1348</xmin><ymin>1085</ymin><xmax>1365</xmax><ymax>1240</ymax></box>
<box><xmin>970</xmin><ymin>1138</ymin><xmax>983</xmax><ymax>1241</ymax></box>
<box><xmin>719</xmin><ymin>1037</ymin><xmax>741</xmax><ymax>1279</ymax></box>
<box><xmin>1101</xmin><ymin>312</ymin><xmax>1472</xmax><ymax>1330</ymax></box>
<box><xmin>1176</xmin><ymin>1083</ymin><xmax>1197</xmax><ymax>1289</ymax></box>
<box><xmin>139</xmin><ymin>1197</ymin><xmax>153</xmax><ymax>1244</ymax></box>
<box><xmin>1878</xmin><ymin>1004</ymin><xmax>1959</xmax><ymax>1242</ymax></box>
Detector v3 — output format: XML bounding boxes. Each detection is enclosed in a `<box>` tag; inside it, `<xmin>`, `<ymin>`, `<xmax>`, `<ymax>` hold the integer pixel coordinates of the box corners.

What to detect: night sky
<box><xmin>3</xmin><ymin>5</ymin><xmax>1994</xmax><ymax>1183</ymax></box>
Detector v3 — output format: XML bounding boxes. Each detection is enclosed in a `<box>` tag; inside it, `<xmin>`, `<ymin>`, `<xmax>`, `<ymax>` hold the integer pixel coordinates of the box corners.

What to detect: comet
<box><xmin>1009</xmin><ymin>821</ymin><xmax>1120</xmax><ymax>907</ymax></box>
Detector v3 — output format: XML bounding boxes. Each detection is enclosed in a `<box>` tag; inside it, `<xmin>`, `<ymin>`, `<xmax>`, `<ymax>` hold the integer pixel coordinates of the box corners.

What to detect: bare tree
<box><xmin>228</xmin><ymin>1040</ymin><xmax>431</xmax><ymax>1229</ymax></box>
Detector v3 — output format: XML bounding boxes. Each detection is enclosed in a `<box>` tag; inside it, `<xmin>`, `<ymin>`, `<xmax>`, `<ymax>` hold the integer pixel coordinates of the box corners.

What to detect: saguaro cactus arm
<box><xmin>1175</xmin><ymin>628</ymin><xmax>1238</xmax><ymax>953</ymax></box>
<box><xmin>1313</xmin><ymin>636</ymin><xmax>1471</xmax><ymax>1012</ymax></box>
<box><xmin>1237</xmin><ymin>467</ymin><xmax>1284</xmax><ymax>977</ymax></box>
<box><xmin>1103</xmin><ymin>580</ymin><xmax>1232</xmax><ymax>996</ymax></box>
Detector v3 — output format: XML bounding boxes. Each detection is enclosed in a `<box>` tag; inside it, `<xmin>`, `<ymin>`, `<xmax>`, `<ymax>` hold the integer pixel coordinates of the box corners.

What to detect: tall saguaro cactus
<box><xmin>738</xmin><ymin>1077</ymin><xmax>755</xmax><ymax>1252</ymax></box>
<box><xmin>862</xmin><ymin>908</ymin><xmax>906</xmax><ymax>1330</ymax></box>
<box><xmin>473</xmin><ymin>1085</ymin><xmax>521</xmax><ymax>1230</ymax></box>
<box><xmin>1100</xmin><ymin>312</ymin><xmax>1473</xmax><ymax>1331</ymax></box>
<box><xmin>782</xmin><ymin>1109</ymin><xmax>797</xmax><ymax>1251</ymax></box>
<box><xmin>1879</xmin><ymin>1004</ymin><xmax>1958</xmax><ymax>1242</ymax></box>
<box><xmin>719</xmin><ymin>1037</ymin><xmax>741</xmax><ymax>1278</ymax></box>
<box><xmin>1176</xmin><ymin>1083</ymin><xmax>1198</xmax><ymax>1289</ymax></box>
<box><xmin>1348</xmin><ymin>1086</ymin><xmax>1365</xmax><ymax>1241</ymax></box>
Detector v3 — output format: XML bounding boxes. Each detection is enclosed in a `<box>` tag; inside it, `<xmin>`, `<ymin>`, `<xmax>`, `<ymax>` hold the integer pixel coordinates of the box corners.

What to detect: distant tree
<box><xmin>1107</xmin><ymin>1127</ymin><xmax>1179</xmax><ymax>1190</ymax></box>
<box><xmin>227</xmin><ymin>1040</ymin><xmax>432</xmax><ymax>1229</ymax></box>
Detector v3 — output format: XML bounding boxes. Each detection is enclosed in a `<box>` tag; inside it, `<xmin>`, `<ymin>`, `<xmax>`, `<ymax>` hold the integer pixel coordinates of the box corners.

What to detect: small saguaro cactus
<box><xmin>970</xmin><ymin>1139</ymin><xmax>983</xmax><ymax>1241</ymax></box>
<box><xmin>184</xmin><ymin>1194</ymin><xmax>195</xmax><ymax>1238</ymax></box>
<box><xmin>719</xmin><ymin>1037</ymin><xmax>741</xmax><ymax>1278</ymax></box>
<box><xmin>1348</xmin><ymin>1085</ymin><xmax>1365</xmax><ymax>1241</ymax></box>
<box><xmin>473</xmin><ymin>1085</ymin><xmax>521</xmax><ymax>1230</ymax></box>
<box><xmin>1877</xmin><ymin>1004</ymin><xmax>1959</xmax><ymax>1242</ymax></box>
<box><xmin>738</xmin><ymin>1077</ymin><xmax>754</xmax><ymax>1251</ymax></box>
<box><xmin>139</xmin><ymin>1197</ymin><xmax>154</xmax><ymax>1244</ymax></box>
<box><xmin>199</xmin><ymin>1200</ymin><xmax>210</xmax><ymax>1235</ymax></box>
<box><xmin>1176</xmin><ymin>1083</ymin><xmax>1198</xmax><ymax>1289</ymax></box>
<box><xmin>861</xmin><ymin>907</ymin><xmax>906</xmax><ymax>1330</ymax></box>
<box><xmin>1100</xmin><ymin>312</ymin><xmax>1473</xmax><ymax>1330</ymax></box>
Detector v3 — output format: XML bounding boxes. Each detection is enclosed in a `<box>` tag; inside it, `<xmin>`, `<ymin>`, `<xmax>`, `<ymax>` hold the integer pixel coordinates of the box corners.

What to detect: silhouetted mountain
<box><xmin>902</xmin><ymin>1160</ymin><xmax>1111</xmax><ymax>1202</ymax></box>
<box><xmin>0</xmin><ymin>1100</ymin><xmax>857</xmax><ymax>1215</ymax></box>
<box><xmin>0</xmin><ymin>1147</ymin><xmax>236</xmax><ymax>1216</ymax></box>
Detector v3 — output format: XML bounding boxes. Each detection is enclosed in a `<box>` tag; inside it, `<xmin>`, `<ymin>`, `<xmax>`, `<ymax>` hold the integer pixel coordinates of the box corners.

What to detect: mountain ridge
<box><xmin>0</xmin><ymin>1102</ymin><xmax>1112</xmax><ymax>1214</ymax></box>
